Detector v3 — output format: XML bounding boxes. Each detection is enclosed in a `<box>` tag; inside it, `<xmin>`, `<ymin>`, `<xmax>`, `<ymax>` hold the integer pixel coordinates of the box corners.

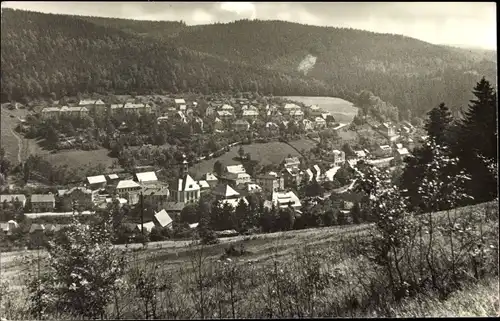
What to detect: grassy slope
<box><xmin>190</xmin><ymin>141</ymin><xmax>303</xmax><ymax>178</ymax></box>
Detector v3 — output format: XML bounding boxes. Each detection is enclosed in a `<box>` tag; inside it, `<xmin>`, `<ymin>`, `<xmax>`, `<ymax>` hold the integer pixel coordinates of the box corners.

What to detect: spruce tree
<box><xmin>424</xmin><ymin>102</ymin><xmax>453</xmax><ymax>147</ymax></box>
<box><xmin>455</xmin><ymin>77</ymin><xmax>498</xmax><ymax>202</ymax></box>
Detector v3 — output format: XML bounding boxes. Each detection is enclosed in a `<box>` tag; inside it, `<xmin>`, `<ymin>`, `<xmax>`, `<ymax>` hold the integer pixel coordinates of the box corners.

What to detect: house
<box><xmin>169</xmin><ymin>154</ymin><xmax>200</xmax><ymax>204</ymax></box>
<box><xmin>308</xmin><ymin>104</ymin><xmax>323</xmax><ymax>117</ymax></box>
<box><xmin>58</xmin><ymin>187</ymin><xmax>94</xmax><ymax>210</ymax></box>
<box><xmin>353</xmin><ymin>150</ymin><xmax>367</xmax><ymax>159</ymax></box>
<box><xmin>106</xmin><ymin>174</ymin><xmax>120</xmax><ymax>184</ymax></box>
<box><xmin>226</xmin><ymin>172</ymin><xmax>252</xmax><ymax>186</ymax></box>
<box><xmin>193</xmin><ymin>117</ymin><xmax>204</xmax><ymax>131</ymax></box>
<box><xmin>302</xmin><ymin>119</ymin><xmax>314</xmax><ymax>131</ymax></box>
<box><xmin>198</xmin><ymin>180</ymin><xmax>211</xmax><ymax>191</ymax></box>
<box><xmin>240</xmin><ymin>183</ymin><xmax>262</xmax><ymax>194</ymax></box>
<box><xmin>220</xmin><ymin>104</ymin><xmax>234</xmax><ymax>112</ymax></box>
<box><xmin>134</xmin><ymin>171</ymin><xmax>158</xmax><ymax>185</ymax></box>
<box><xmin>41</xmin><ymin>107</ymin><xmax>61</xmax><ymax>119</ymax></box>
<box><xmin>283</xmin><ymin>103</ymin><xmax>301</xmax><ymax>115</ymax></box>
<box><xmin>135</xmin><ymin>221</ymin><xmax>156</xmax><ymax>233</ymax></box>
<box><xmin>214</xmin><ymin>117</ymin><xmax>224</xmax><ymax>130</ymax></box>
<box><xmin>110</xmin><ymin>103</ymin><xmax>124</xmax><ymax>113</ymax></box>
<box><xmin>189</xmin><ymin>222</ymin><xmax>199</xmax><ymax>229</ymax></box>
<box><xmin>86</xmin><ymin>175</ymin><xmax>107</xmax><ymax>190</ymax></box>
<box><xmin>175</xmin><ymin>111</ymin><xmax>187</xmax><ymax>123</ymax></box>
<box><xmin>60</xmin><ymin>106</ymin><xmax>89</xmax><ymax>117</ymax></box>
<box><xmin>166</xmin><ymin>107</ymin><xmax>178</xmax><ymax>117</ymax></box>
<box><xmin>402</xmin><ymin>121</ymin><xmax>415</xmax><ymax>131</ymax></box>
<box><xmin>115</xmin><ymin>180</ymin><xmax>142</xmax><ymax>198</ymax></box>
<box><xmin>256</xmin><ymin>172</ymin><xmax>284</xmax><ymax>194</ymax></box>
<box><xmin>332</xmin><ymin>150</ymin><xmax>346</xmax><ymax>167</ymax></box>
<box><xmin>78</xmin><ymin>99</ymin><xmax>106</xmax><ymax>112</ymax></box>
<box><xmin>312</xmin><ymin>164</ymin><xmax>322</xmax><ymax>182</ymax></box>
<box><xmin>31</xmin><ymin>194</ymin><xmax>56</xmax><ymax>213</ymax></box>
<box><xmin>242</xmin><ymin>109</ymin><xmax>259</xmax><ymax>121</ymax></box>
<box><xmin>153</xmin><ymin>209</ymin><xmax>173</xmax><ymax>229</ymax></box>
<box><xmin>206</xmin><ymin>106</ymin><xmax>216</xmax><ymax>117</ymax></box>
<box><xmin>201</xmin><ymin>172</ymin><xmax>218</xmax><ymax>187</ymax></box>
<box><xmin>376</xmin><ymin>145</ymin><xmax>393</xmax><ymax>158</ymax></box>
<box><xmin>272</xmin><ymin>191</ymin><xmax>301</xmax><ymax>209</ymax></box>
<box><xmin>217</xmin><ymin>110</ymin><xmax>233</xmax><ymax>120</ymax></box>
<box><xmin>233</xmin><ymin>119</ymin><xmax>250</xmax><ymax>131</ymax></box>
<box><xmin>142</xmin><ymin>186</ymin><xmax>169</xmax><ymax>204</ymax></box>
<box><xmin>0</xmin><ymin>194</ymin><xmax>27</xmax><ymax>207</ymax></box>
<box><xmin>179</xmin><ymin>104</ymin><xmax>187</xmax><ymax>112</ymax></box>
<box><xmin>394</xmin><ymin>147</ymin><xmax>410</xmax><ymax>163</ymax></box>
<box><xmin>305</xmin><ymin>168</ymin><xmax>314</xmax><ymax>183</ymax></box>
<box><xmin>174</xmin><ymin>98</ymin><xmax>186</xmax><ymax>105</ymax></box>
<box><xmin>314</xmin><ymin>117</ymin><xmax>327</xmax><ymax>129</ymax></box>
<box><xmin>123</xmin><ymin>103</ymin><xmax>151</xmax><ymax>114</ymax></box>
<box><xmin>381</xmin><ymin>122</ymin><xmax>396</xmax><ymax>137</ymax></box>
<box><xmin>225</xmin><ymin>164</ymin><xmax>247</xmax><ymax>175</ymax></box>
<box><xmin>324</xmin><ymin>166</ymin><xmax>341</xmax><ymax>182</ymax></box>
<box><xmin>212</xmin><ymin>183</ymin><xmax>241</xmax><ymax>200</ymax></box>
<box><xmin>284</xmin><ymin>157</ymin><xmax>301</xmax><ymax>169</ymax></box>
<box><xmin>290</xmin><ymin>109</ymin><xmax>304</xmax><ymax>121</ymax></box>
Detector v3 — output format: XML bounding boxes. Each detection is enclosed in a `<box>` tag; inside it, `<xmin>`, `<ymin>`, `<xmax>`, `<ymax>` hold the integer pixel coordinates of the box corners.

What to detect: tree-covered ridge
<box><xmin>1</xmin><ymin>9</ymin><xmax>343</xmax><ymax>103</ymax></box>
<box><xmin>1</xmin><ymin>9</ymin><xmax>497</xmax><ymax>119</ymax></box>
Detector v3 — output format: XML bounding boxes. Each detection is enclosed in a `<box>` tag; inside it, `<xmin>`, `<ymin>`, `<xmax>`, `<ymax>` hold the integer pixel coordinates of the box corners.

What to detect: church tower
<box><xmin>169</xmin><ymin>153</ymin><xmax>201</xmax><ymax>204</ymax></box>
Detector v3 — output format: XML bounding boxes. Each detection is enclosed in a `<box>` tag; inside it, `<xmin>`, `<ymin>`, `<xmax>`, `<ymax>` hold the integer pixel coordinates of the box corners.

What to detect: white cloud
<box><xmin>191</xmin><ymin>9</ymin><xmax>213</xmax><ymax>24</ymax></box>
<box><xmin>219</xmin><ymin>2</ymin><xmax>256</xmax><ymax>19</ymax></box>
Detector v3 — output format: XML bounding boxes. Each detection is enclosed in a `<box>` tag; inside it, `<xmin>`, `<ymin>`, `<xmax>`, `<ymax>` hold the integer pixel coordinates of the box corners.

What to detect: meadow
<box><xmin>190</xmin><ymin>141</ymin><xmax>305</xmax><ymax>178</ymax></box>
<box><xmin>281</xmin><ymin>96</ymin><xmax>359</xmax><ymax>123</ymax></box>
<box><xmin>1</xmin><ymin>201</ymin><xmax>497</xmax><ymax>319</ymax></box>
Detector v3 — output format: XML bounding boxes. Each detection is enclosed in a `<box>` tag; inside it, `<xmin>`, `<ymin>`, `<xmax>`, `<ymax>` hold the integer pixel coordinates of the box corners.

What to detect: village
<box><xmin>1</xmin><ymin>94</ymin><xmax>425</xmax><ymax>243</ymax></box>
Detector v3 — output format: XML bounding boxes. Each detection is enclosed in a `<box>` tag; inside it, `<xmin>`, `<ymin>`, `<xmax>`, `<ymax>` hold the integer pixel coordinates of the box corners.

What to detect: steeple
<box><xmin>180</xmin><ymin>153</ymin><xmax>189</xmax><ymax>177</ymax></box>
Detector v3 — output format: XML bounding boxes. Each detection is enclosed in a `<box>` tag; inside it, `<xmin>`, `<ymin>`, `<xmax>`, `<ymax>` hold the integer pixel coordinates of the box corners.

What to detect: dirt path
<box><xmin>9</xmin><ymin>127</ymin><xmax>23</xmax><ymax>164</ymax></box>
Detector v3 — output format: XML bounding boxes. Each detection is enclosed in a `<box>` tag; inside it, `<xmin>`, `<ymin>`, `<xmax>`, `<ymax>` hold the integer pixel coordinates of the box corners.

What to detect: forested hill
<box><xmin>1</xmin><ymin>9</ymin><xmax>497</xmax><ymax>119</ymax></box>
<box><xmin>1</xmin><ymin>9</ymin><xmax>340</xmax><ymax>105</ymax></box>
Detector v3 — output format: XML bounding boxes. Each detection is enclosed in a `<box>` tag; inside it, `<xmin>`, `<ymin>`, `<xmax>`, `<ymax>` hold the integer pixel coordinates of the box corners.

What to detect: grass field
<box><xmin>42</xmin><ymin>148</ymin><xmax>117</xmax><ymax>170</ymax></box>
<box><xmin>1</xmin><ymin>202</ymin><xmax>497</xmax><ymax>319</ymax></box>
<box><xmin>281</xmin><ymin>96</ymin><xmax>358</xmax><ymax>123</ymax></box>
<box><xmin>190</xmin><ymin>141</ymin><xmax>304</xmax><ymax>178</ymax></box>
<box><xmin>286</xmin><ymin>138</ymin><xmax>317</xmax><ymax>154</ymax></box>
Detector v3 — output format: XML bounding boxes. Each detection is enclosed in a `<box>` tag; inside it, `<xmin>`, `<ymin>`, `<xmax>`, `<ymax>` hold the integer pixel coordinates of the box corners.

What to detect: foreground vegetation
<box><xmin>0</xmin><ymin>200</ymin><xmax>497</xmax><ymax>319</ymax></box>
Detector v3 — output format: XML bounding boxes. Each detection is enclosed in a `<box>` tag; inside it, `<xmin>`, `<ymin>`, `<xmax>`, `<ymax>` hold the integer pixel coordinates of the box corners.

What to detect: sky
<box><xmin>1</xmin><ymin>1</ymin><xmax>497</xmax><ymax>50</ymax></box>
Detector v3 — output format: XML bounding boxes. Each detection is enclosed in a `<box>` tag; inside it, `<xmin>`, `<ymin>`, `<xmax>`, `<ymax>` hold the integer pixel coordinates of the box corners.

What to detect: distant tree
<box><xmin>238</xmin><ymin>145</ymin><xmax>245</xmax><ymax>160</ymax></box>
<box><xmin>213</xmin><ymin>160</ymin><xmax>224</xmax><ymax>177</ymax></box>
<box><xmin>425</xmin><ymin>102</ymin><xmax>453</xmax><ymax>147</ymax></box>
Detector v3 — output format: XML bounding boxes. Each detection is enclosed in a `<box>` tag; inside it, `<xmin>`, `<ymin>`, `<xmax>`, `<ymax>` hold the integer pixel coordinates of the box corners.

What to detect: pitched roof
<box><xmin>202</xmin><ymin>172</ymin><xmax>218</xmax><ymax>181</ymax></box>
<box><xmin>198</xmin><ymin>180</ymin><xmax>210</xmax><ymax>189</ymax></box>
<box><xmin>142</xmin><ymin>186</ymin><xmax>169</xmax><ymax>196</ymax></box>
<box><xmin>284</xmin><ymin>103</ymin><xmax>300</xmax><ymax>109</ymax></box>
<box><xmin>243</xmin><ymin>110</ymin><xmax>259</xmax><ymax>116</ymax></box>
<box><xmin>212</xmin><ymin>184</ymin><xmax>240</xmax><ymax>198</ymax></box>
<box><xmin>354</xmin><ymin>150</ymin><xmax>367</xmax><ymax>158</ymax></box>
<box><xmin>154</xmin><ymin>209</ymin><xmax>173</xmax><ymax>228</ymax></box>
<box><xmin>29</xmin><ymin>223</ymin><xmax>45</xmax><ymax>233</ymax></box>
<box><xmin>325</xmin><ymin>166</ymin><xmax>341</xmax><ymax>181</ymax></box>
<box><xmin>315</xmin><ymin>116</ymin><xmax>326</xmax><ymax>122</ymax></box>
<box><xmin>171</xmin><ymin>174</ymin><xmax>200</xmax><ymax>192</ymax></box>
<box><xmin>31</xmin><ymin>194</ymin><xmax>55</xmax><ymax>203</ymax></box>
<box><xmin>61</xmin><ymin>187</ymin><xmax>93</xmax><ymax>196</ymax></box>
<box><xmin>272</xmin><ymin>191</ymin><xmax>301</xmax><ymax>208</ymax></box>
<box><xmin>42</xmin><ymin>107</ymin><xmax>60</xmax><ymax>113</ymax></box>
<box><xmin>116</xmin><ymin>180</ymin><xmax>141</xmax><ymax>189</ymax></box>
<box><xmin>226</xmin><ymin>164</ymin><xmax>246</xmax><ymax>174</ymax></box>
<box><xmin>135</xmin><ymin>171</ymin><xmax>158</xmax><ymax>183</ymax></box>
<box><xmin>189</xmin><ymin>222</ymin><xmax>199</xmax><ymax>229</ymax></box>
<box><xmin>234</xmin><ymin>119</ymin><xmax>250</xmax><ymax>126</ymax></box>
<box><xmin>87</xmin><ymin>175</ymin><xmax>107</xmax><ymax>184</ymax></box>
<box><xmin>396</xmin><ymin>148</ymin><xmax>410</xmax><ymax>156</ymax></box>
<box><xmin>221</xmin><ymin>104</ymin><xmax>234</xmax><ymax>110</ymax></box>
<box><xmin>136</xmin><ymin>221</ymin><xmax>156</xmax><ymax>233</ymax></box>
<box><xmin>107</xmin><ymin>174</ymin><xmax>119</xmax><ymax>180</ymax></box>
<box><xmin>174</xmin><ymin>98</ymin><xmax>186</xmax><ymax>104</ymax></box>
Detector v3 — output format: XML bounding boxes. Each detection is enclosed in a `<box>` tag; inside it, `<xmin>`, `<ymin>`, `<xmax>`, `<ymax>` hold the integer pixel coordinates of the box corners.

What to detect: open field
<box><xmin>286</xmin><ymin>138</ymin><xmax>317</xmax><ymax>153</ymax></box>
<box><xmin>42</xmin><ymin>148</ymin><xmax>117</xmax><ymax>170</ymax></box>
<box><xmin>190</xmin><ymin>141</ymin><xmax>303</xmax><ymax>178</ymax></box>
<box><xmin>1</xmin><ymin>201</ymin><xmax>497</xmax><ymax>319</ymax></box>
<box><xmin>281</xmin><ymin>96</ymin><xmax>358</xmax><ymax>123</ymax></box>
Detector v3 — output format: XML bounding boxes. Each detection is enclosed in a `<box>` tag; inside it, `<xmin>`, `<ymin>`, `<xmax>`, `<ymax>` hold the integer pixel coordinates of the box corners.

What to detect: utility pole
<box><xmin>140</xmin><ymin>192</ymin><xmax>144</xmax><ymax>236</ymax></box>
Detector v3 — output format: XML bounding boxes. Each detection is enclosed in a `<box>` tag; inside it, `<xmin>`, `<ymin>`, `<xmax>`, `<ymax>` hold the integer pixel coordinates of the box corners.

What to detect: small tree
<box><xmin>26</xmin><ymin>215</ymin><xmax>127</xmax><ymax>319</ymax></box>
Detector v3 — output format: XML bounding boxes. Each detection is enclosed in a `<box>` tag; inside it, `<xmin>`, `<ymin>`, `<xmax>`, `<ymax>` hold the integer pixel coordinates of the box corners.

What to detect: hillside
<box><xmin>0</xmin><ymin>9</ymin><xmax>336</xmax><ymax>104</ymax></box>
<box><xmin>1</xmin><ymin>9</ymin><xmax>497</xmax><ymax>119</ymax></box>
